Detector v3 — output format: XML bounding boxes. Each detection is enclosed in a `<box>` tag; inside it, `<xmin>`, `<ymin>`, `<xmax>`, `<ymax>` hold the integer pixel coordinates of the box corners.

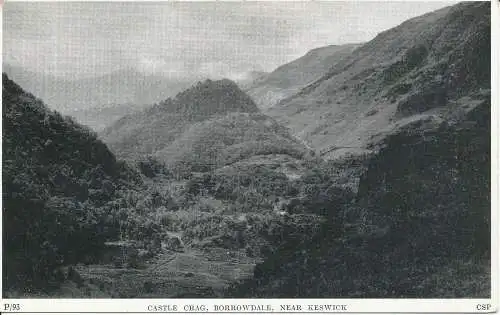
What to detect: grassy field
<box><xmin>54</xmin><ymin>246</ymin><xmax>259</xmax><ymax>298</ymax></box>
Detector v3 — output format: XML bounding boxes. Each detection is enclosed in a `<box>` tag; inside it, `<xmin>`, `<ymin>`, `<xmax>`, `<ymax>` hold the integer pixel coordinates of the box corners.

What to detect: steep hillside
<box><xmin>232</xmin><ymin>2</ymin><xmax>491</xmax><ymax>298</ymax></box>
<box><xmin>3</xmin><ymin>64</ymin><xmax>193</xmax><ymax>114</ymax></box>
<box><xmin>246</xmin><ymin>44</ymin><xmax>360</xmax><ymax>109</ymax></box>
<box><xmin>102</xmin><ymin>79</ymin><xmax>309</xmax><ymax>172</ymax></box>
<box><xmin>2</xmin><ymin>74</ymin><xmax>164</xmax><ymax>294</ymax></box>
<box><xmin>266</xmin><ymin>2</ymin><xmax>490</xmax><ymax>158</ymax></box>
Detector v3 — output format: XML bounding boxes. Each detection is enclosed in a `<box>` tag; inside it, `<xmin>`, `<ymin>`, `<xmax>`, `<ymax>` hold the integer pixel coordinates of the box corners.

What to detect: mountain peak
<box><xmin>163</xmin><ymin>78</ymin><xmax>259</xmax><ymax>116</ymax></box>
<box><xmin>102</xmin><ymin>78</ymin><xmax>262</xmax><ymax>159</ymax></box>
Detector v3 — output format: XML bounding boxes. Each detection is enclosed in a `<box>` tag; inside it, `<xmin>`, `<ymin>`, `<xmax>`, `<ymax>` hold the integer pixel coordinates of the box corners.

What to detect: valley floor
<box><xmin>6</xmin><ymin>254</ymin><xmax>490</xmax><ymax>298</ymax></box>
<box><xmin>7</xmin><ymin>246</ymin><xmax>260</xmax><ymax>298</ymax></box>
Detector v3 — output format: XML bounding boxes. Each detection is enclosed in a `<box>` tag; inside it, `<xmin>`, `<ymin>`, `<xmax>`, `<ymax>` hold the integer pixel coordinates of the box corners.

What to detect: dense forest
<box><xmin>3</xmin><ymin>74</ymin><xmax>162</xmax><ymax>291</ymax></box>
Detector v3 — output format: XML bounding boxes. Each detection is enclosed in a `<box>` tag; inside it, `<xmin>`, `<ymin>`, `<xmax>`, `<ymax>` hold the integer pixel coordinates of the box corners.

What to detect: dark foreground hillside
<box><xmin>2</xmin><ymin>74</ymin><xmax>162</xmax><ymax>294</ymax></box>
<box><xmin>3</xmin><ymin>73</ymin><xmax>113</xmax><ymax>289</ymax></box>
<box><xmin>232</xmin><ymin>98</ymin><xmax>490</xmax><ymax>298</ymax></box>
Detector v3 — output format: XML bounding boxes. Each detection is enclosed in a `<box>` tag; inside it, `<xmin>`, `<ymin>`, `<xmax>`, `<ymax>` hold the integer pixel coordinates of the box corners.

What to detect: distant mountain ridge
<box><xmin>246</xmin><ymin>44</ymin><xmax>361</xmax><ymax>109</ymax></box>
<box><xmin>2</xmin><ymin>64</ymin><xmax>194</xmax><ymax>114</ymax></box>
<box><xmin>64</xmin><ymin>103</ymin><xmax>154</xmax><ymax>132</ymax></box>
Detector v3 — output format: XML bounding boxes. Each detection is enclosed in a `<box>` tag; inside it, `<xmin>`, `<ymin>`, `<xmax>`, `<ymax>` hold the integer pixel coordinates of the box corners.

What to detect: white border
<box><xmin>0</xmin><ymin>299</ymin><xmax>496</xmax><ymax>313</ymax></box>
<box><xmin>0</xmin><ymin>0</ymin><xmax>498</xmax><ymax>314</ymax></box>
<box><xmin>491</xmin><ymin>0</ymin><xmax>500</xmax><ymax>312</ymax></box>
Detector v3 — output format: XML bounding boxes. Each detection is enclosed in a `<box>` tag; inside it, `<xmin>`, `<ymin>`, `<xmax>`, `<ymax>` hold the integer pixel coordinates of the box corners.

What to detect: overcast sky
<box><xmin>3</xmin><ymin>1</ymin><xmax>457</xmax><ymax>81</ymax></box>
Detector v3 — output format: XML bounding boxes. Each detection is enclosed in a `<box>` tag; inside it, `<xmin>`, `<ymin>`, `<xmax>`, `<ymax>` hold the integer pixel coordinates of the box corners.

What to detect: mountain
<box><xmin>264</xmin><ymin>2</ymin><xmax>490</xmax><ymax>159</ymax></box>
<box><xmin>64</xmin><ymin>103</ymin><xmax>151</xmax><ymax>132</ymax></box>
<box><xmin>102</xmin><ymin>79</ymin><xmax>310</xmax><ymax>172</ymax></box>
<box><xmin>246</xmin><ymin>44</ymin><xmax>360</xmax><ymax>109</ymax></box>
<box><xmin>2</xmin><ymin>64</ymin><xmax>194</xmax><ymax>115</ymax></box>
<box><xmin>2</xmin><ymin>73</ymin><xmax>150</xmax><ymax>291</ymax></box>
<box><xmin>232</xmin><ymin>1</ymin><xmax>491</xmax><ymax>298</ymax></box>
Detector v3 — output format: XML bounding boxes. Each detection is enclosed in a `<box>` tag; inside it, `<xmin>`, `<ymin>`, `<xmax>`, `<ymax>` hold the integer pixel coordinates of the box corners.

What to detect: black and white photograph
<box><xmin>1</xmin><ymin>0</ymin><xmax>494</xmax><ymax>305</ymax></box>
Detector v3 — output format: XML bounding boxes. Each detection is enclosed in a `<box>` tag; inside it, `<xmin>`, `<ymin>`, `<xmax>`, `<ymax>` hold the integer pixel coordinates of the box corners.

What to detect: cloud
<box><xmin>136</xmin><ymin>56</ymin><xmax>169</xmax><ymax>75</ymax></box>
<box><xmin>135</xmin><ymin>55</ymin><xmax>190</xmax><ymax>80</ymax></box>
<box><xmin>2</xmin><ymin>1</ymin><xmax>458</xmax><ymax>80</ymax></box>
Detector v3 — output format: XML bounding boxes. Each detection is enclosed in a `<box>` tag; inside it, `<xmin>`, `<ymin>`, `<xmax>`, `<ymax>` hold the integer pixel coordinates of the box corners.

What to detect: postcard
<box><xmin>0</xmin><ymin>0</ymin><xmax>497</xmax><ymax>313</ymax></box>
